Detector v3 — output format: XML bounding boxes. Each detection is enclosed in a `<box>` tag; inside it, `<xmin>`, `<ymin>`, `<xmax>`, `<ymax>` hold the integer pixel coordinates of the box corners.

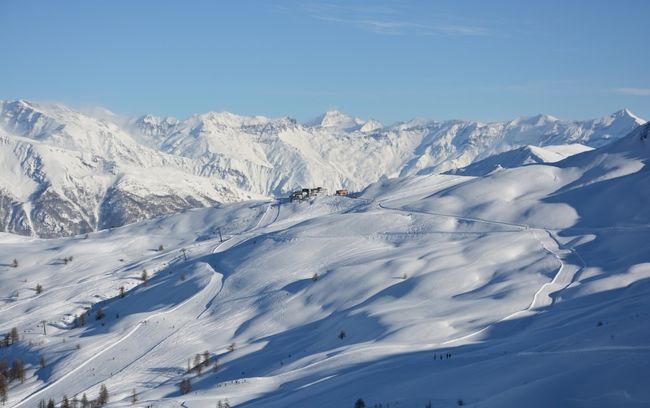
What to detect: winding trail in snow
<box><xmin>10</xmin><ymin>204</ymin><xmax>283</xmax><ymax>407</ymax></box>
<box><xmin>376</xmin><ymin>200</ymin><xmax>587</xmax><ymax>345</ymax></box>
<box><xmin>13</xmin><ymin>267</ymin><xmax>223</xmax><ymax>408</ymax></box>
<box><xmin>15</xmin><ymin>200</ymin><xmax>287</xmax><ymax>407</ymax></box>
<box><xmin>11</xmin><ymin>188</ymin><xmax>596</xmax><ymax>407</ymax></box>
<box><xmin>12</xmin><ymin>201</ymin><xmax>280</xmax><ymax>407</ymax></box>
<box><xmin>262</xmin><ymin>196</ymin><xmax>589</xmax><ymax>385</ymax></box>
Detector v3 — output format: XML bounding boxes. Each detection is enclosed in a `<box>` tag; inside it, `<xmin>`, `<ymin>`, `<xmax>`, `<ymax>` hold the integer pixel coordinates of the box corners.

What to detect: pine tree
<box><xmin>354</xmin><ymin>399</ymin><xmax>366</xmax><ymax>408</ymax></box>
<box><xmin>47</xmin><ymin>399</ymin><xmax>55</xmax><ymax>408</ymax></box>
<box><xmin>38</xmin><ymin>399</ymin><xmax>46</xmax><ymax>408</ymax></box>
<box><xmin>36</xmin><ymin>283</ymin><xmax>43</xmax><ymax>294</ymax></box>
<box><xmin>0</xmin><ymin>373</ymin><xmax>7</xmax><ymax>405</ymax></box>
<box><xmin>10</xmin><ymin>359</ymin><xmax>24</xmax><ymax>383</ymax></box>
<box><xmin>95</xmin><ymin>307</ymin><xmax>105</xmax><ymax>321</ymax></box>
<box><xmin>119</xmin><ymin>286</ymin><xmax>125</xmax><ymax>298</ymax></box>
<box><xmin>194</xmin><ymin>354</ymin><xmax>202</xmax><ymax>375</ymax></box>
<box><xmin>81</xmin><ymin>393</ymin><xmax>89</xmax><ymax>408</ymax></box>
<box><xmin>39</xmin><ymin>355</ymin><xmax>46</xmax><ymax>369</ymax></box>
<box><xmin>131</xmin><ymin>389</ymin><xmax>137</xmax><ymax>404</ymax></box>
<box><xmin>61</xmin><ymin>395</ymin><xmax>70</xmax><ymax>408</ymax></box>
<box><xmin>79</xmin><ymin>313</ymin><xmax>86</xmax><ymax>327</ymax></box>
<box><xmin>179</xmin><ymin>378</ymin><xmax>192</xmax><ymax>395</ymax></box>
<box><xmin>98</xmin><ymin>384</ymin><xmax>109</xmax><ymax>406</ymax></box>
<box><xmin>141</xmin><ymin>269</ymin><xmax>148</xmax><ymax>284</ymax></box>
<box><xmin>9</xmin><ymin>328</ymin><xmax>18</xmax><ymax>345</ymax></box>
<box><xmin>202</xmin><ymin>350</ymin><xmax>210</xmax><ymax>367</ymax></box>
<box><xmin>11</xmin><ymin>259</ymin><xmax>17</xmax><ymax>268</ymax></box>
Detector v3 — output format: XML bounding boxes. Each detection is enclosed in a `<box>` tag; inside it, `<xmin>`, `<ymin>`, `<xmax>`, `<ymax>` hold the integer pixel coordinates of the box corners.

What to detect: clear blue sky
<box><xmin>1</xmin><ymin>0</ymin><xmax>649</xmax><ymax>123</ymax></box>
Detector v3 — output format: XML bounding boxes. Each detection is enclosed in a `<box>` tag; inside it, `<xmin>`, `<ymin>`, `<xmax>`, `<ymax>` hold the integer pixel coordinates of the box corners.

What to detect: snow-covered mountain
<box><xmin>0</xmin><ymin>99</ymin><xmax>645</xmax><ymax>237</ymax></box>
<box><xmin>0</xmin><ymin>100</ymin><xmax>261</xmax><ymax>238</ymax></box>
<box><xmin>447</xmin><ymin>143</ymin><xmax>593</xmax><ymax>176</ymax></box>
<box><xmin>129</xmin><ymin>106</ymin><xmax>645</xmax><ymax>192</ymax></box>
<box><xmin>1</xmin><ymin>122</ymin><xmax>648</xmax><ymax>407</ymax></box>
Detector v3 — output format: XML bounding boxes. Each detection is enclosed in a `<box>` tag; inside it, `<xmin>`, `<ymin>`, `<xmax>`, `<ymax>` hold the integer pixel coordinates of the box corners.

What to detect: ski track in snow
<box><xmin>261</xmin><ymin>196</ymin><xmax>589</xmax><ymax>382</ymax></box>
<box><xmin>375</xmin><ymin>198</ymin><xmax>586</xmax><ymax>347</ymax></box>
<box><xmin>13</xmin><ymin>201</ymin><xmax>289</xmax><ymax>407</ymax></box>
<box><xmin>8</xmin><ymin>182</ymin><xmax>588</xmax><ymax>408</ymax></box>
<box><xmin>219</xmin><ymin>177</ymin><xmax>583</xmax><ymax>385</ymax></box>
<box><xmin>14</xmin><ymin>270</ymin><xmax>222</xmax><ymax>408</ymax></box>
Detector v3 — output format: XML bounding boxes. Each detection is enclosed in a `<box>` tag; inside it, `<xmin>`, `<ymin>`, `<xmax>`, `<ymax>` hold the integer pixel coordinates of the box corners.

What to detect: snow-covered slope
<box><xmin>1</xmin><ymin>123</ymin><xmax>648</xmax><ymax>407</ymax></box>
<box><xmin>0</xmin><ymin>99</ymin><xmax>645</xmax><ymax>237</ymax></box>
<box><xmin>0</xmin><ymin>100</ymin><xmax>261</xmax><ymax>237</ymax></box>
<box><xmin>448</xmin><ymin>143</ymin><xmax>593</xmax><ymax>176</ymax></box>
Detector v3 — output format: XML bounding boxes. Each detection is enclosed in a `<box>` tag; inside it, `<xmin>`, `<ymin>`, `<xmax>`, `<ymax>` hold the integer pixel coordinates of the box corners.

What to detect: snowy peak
<box><xmin>360</xmin><ymin>118</ymin><xmax>384</xmax><ymax>133</ymax></box>
<box><xmin>532</xmin><ymin>113</ymin><xmax>558</xmax><ymax>124</ymax></box>
<box><xmin>516</xmin><ymin>113</ymin><xmax>559</xmax><ymax>127</ymax></box>
<box><xmin>130</xmin><ymin>114</ymin><xmax>180</xmax><ymax>139</ymax></box>
<box><xmin>309</xmin><ymin>109</ymin><xmax>365</xmax><ymax>130</ymax></box>
<box><xmin>194</xmin><ymin>111</ymin><xmax>273</xmax><ymax>128</ymax></box>
<box><xmin>0</xmin><ymin>99</ymin><xmax>62</xmax><ymax>141</ymax></box>
<box><xmin>610</xmin><ymin>108</ymin><xmax>646</xmax><ymax>125</ymax></box>
<box><xmin>587</xmin><ymin>108</ymin><xmax>646</xmax><ymax>129</ymax></box>
<box><xmin>309</xmin><ymin>110</ymin><xmax>384</xmax><ymax>132</ymax></box>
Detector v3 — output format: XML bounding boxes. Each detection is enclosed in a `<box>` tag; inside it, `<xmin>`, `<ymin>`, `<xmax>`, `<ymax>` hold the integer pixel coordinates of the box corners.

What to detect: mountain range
<box><xmin>0</xmin><ymin>99</ymin><xmax>645</xmax><ymax>237</ymax></box>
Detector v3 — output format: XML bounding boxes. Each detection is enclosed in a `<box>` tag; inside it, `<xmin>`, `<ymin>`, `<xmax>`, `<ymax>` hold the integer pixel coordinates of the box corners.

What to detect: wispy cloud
<box><xmin>436</xmin><ymin>24</ymin><xmax>489</xmax><ymax>37</ymax></box>
<box><xmin>302</xmin><ymin>2</ymin><xmax>490</xmax><ymax>37</ymax></box>
<box><xmin>493</xmin><ymin>80</ymin><xmax>582</xmax><ymax>94</ymax></box>
<box><xmin>611</xmin><ymin>87</ymin><xmax>650</xmax><ymax>96</ymax></box>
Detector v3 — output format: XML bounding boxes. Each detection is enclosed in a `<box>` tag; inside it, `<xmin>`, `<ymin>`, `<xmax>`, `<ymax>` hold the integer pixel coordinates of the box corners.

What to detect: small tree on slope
<box><xmin>0</xmin><ymin>373</ymin><xmax>8</xmax><ymax>405</ymax></box>
<box><xmin>179</xmin><ymin>378</ymin><xmax>192</xmax><ymax>395</ymax></box>
<box><xmin>97</xmin><ymin>384</ymin><xmax>109</xmax><ymax>406</ymax></box>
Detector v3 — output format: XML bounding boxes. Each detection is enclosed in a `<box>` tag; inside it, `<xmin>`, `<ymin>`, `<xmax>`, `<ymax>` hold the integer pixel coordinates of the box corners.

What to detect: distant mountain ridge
<box><xmin>447</xmin><ymin>144</ymin><xmax>594</xmax><ymax>176</ymax></box>
<box><xmin>0</xmin><ymin>99</ymin><xmax>645</xmax><ymax>237</ymax></box>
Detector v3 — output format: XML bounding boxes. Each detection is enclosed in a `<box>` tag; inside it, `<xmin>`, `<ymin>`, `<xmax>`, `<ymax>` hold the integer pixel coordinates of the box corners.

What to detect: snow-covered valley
<box><xmin>1</xmin><ymin>122</ymin><xmax>649</xmax><ymax>407</ymax></box>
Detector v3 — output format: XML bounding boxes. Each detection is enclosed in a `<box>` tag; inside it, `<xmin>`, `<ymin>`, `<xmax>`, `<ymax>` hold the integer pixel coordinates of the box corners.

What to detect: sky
<box><xmin>1</xmin><ymin>0</ymin><xmax>649</xmax><ymax>124</ymax></box>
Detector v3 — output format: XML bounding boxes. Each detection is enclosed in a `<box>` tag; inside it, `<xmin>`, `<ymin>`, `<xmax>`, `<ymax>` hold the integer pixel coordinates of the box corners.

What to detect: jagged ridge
<box><xmin>0</xmin><ymin>99</ymin><xmax>645</xmax><ymax>237</ymax></box>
